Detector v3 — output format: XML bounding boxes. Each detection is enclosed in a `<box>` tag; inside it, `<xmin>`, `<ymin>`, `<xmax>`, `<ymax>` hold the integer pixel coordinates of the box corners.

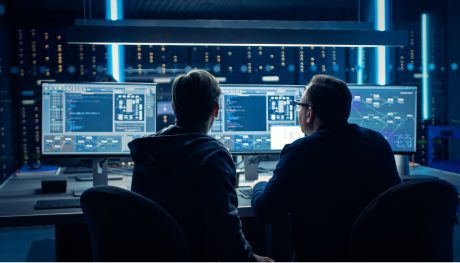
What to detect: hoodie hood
<box><xmin>128</xmin><ymin>125</ymin><xmax>219</xmax><ymax>178</ymax></box>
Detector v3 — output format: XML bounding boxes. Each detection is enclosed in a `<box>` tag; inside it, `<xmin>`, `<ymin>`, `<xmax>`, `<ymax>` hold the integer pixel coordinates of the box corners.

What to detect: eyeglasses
<box><xmin>294</xmin><ymin>100</ymin><xmax>312</xmax><ymax>111</ymax></box>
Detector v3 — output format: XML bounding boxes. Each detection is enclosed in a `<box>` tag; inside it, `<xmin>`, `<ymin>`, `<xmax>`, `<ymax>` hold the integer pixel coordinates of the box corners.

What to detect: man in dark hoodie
<box><xmin>250</xmin><ymin>75</ymin><xmax>401</xmax><ymax>261</ymax></box>
<box><xmin>129</xmin><ymin>70</ymin><xmax>272</xmax><ymax>262</ymax></box>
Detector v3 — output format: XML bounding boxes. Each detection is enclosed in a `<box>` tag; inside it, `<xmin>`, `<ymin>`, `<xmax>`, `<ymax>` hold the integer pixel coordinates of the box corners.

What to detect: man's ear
<box><xmin>171</xmin><ymin>101</ymin><xmax>175</xmax><ymax>113</ymax></box>
<box><xmin>306</xmin><ymin>107</ymin><xmax>315</xmax><ymax>123</ymax></box>
<box><xmin>213</xmin><ymin>103</ymin><xmax>219</xmax><ymax>117</ymax></box>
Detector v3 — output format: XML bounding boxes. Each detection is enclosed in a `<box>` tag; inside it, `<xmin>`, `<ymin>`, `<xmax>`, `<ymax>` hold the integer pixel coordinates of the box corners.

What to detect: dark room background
<box><xmin>0</xmin><ymin>0</ymin><xmax>459</xmax><ymax>183</ymax></box>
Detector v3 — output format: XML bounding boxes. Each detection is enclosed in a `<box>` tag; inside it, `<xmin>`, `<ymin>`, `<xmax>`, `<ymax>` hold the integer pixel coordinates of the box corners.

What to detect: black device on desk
<box><xmin>41</xmin><ymin>82</ymin><xmax>157</xmax><ymax>195</ymax></box>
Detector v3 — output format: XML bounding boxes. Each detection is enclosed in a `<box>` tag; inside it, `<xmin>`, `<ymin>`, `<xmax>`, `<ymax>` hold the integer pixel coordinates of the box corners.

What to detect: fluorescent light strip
<box><xmin>216</xmin><ymin>77</ymin><xmax>227</xmax><ymax>83</ymax></box>
<box><xmin>110</xmin><ymin>0</ymin><xmax>118</xmax><ymax>20</ymax></box>
<box><xmin>22</xmin><ymin>100</ymin><xmax>35</xmax><ymax>105</ymax></box>
<box><xmin>153</xmin><ymin>77</ymin><xmax>172</xmax><ymax>83</ymax></box>
<box><xmin>377</xmin><ymin>0</ymin><xmax>385</xmax><ymax>31</ymax></box>
<box><xmin>375</xmin><ymin>0</ymin><xmax>386</xmax><ymax>85</ymax></box>
<box><xmin>422</xmin><ymin>13</ymin><xmax>429</xmax><ymax>120</ymax></box>
<box><xmin>112</xmin><ymin>44</ymin><xmax>120</xmax><ymax>81</ymax></box>
<box><xmin>357</xmin><ymin>47</ymin><xmax>363</xmax><ymax>84</ymax></box>
<box><xmin>378</xmin><ymin>46</ymin><xmax>386</xmax><ymax>85</ymax></box>
<box><xmin>262</xmin><ymin>76</ymin><xmax>279</xmax><ymax>82</ymax></box>
<box><xmin>106</xmin><ymin>0</ymin><xmax>124</xmax><ymax>82</ymax></box>
<box><xmin>68</xmin><ymin>42</ymin><xmax>398</xmax><ymax>47</ymax></box>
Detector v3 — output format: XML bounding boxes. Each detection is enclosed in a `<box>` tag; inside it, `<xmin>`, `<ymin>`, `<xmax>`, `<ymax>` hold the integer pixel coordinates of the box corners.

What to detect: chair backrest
<box><xmin>350</xmin><ymin>178</ymin><xmax>457</xmax><ymax>262</ymax></box>
<box><xmin>81</xmin><ymin>185</ymin><xmax>189</xmax><ymax>262</ymax></box>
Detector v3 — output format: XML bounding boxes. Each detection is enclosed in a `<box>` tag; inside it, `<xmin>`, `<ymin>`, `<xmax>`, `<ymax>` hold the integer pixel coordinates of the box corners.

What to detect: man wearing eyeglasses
<box><xmin>250</xmin><ymin>75</ymin><xmax>401</xmax><ymax>261</ymax></box>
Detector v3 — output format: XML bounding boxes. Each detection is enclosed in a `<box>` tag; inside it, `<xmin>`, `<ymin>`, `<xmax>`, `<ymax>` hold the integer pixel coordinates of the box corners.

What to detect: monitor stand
<box><xmin>73</xmin><ymin>158</ymin><xmax>109</xmax><ymax>197</ymax></box>
<box><xmin>244</xmin><ymin>156</ymin><xmax>259</xmax><ymax>180</ymax></box>
<box><xmin>395</xmin><ymin>154</ymin><xmax>437</xmax><ymax>182</ymax></box>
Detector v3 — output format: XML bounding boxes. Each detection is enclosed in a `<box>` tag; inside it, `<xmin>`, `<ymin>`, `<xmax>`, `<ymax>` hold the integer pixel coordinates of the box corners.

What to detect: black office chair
<box><xmin>349</xmin><ymin>178</ymin><xmax>457</xmax><ymax>262</ymax></box>
<box><xmin>81</xmin><ymin>185</ymin><xmax>189</xmax><ymax>262</ymax></box>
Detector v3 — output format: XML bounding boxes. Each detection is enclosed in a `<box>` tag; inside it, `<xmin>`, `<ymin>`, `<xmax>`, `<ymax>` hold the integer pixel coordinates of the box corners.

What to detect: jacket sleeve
<box><xmin>198</xmin><ymin>148</ymin><xmax>256</xmax><ymax>262</ymax></box>
<box><xmin>251</xmin><ymin>141</ymin><xmax>302</xmax><ymax>224</ymax></box>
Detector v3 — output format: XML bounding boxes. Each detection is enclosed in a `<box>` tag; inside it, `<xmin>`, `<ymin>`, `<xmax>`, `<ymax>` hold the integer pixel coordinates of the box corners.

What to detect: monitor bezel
<box><xmin>346</xmin><ymin>84</ymin><xmax>418</xmax><ymax>155</ymax></box>
<box><xmin>216</xmin><ymin>84</ymin><xmax>307</xmax><ymax>155</ymax></box>
<box><xmin>40</xmin><ymin>81</ymin><xmax>158</xmax><ymax>158</ymax></box>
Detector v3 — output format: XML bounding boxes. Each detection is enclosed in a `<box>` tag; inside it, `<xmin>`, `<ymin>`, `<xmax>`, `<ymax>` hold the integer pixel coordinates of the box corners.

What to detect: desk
<box><xmin>1</xmin><ymin>165</ymin><xmax>459</xmax><ymax>261</ymax></box>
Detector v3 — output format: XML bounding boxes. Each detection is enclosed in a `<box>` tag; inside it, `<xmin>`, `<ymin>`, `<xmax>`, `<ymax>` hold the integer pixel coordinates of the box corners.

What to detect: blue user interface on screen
<box><xmin>42</xmin><ymin>82</ymin><xmax>156</xmax><ymax>155</ymax></box>
<box><xmin>347</xmin><ymin>85</ymin><xmax>417</xmax><ymax>153</ymax></box>
<box><xmin>208</xmin><ymin>85</ymin><xmax>306</xmax><ymax>153</ymax></box>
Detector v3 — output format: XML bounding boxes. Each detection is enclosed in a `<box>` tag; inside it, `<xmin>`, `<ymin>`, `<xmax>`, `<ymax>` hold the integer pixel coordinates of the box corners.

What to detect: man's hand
<box><xmin>250</xmin><ymin>177</ymin><xmax>270</xmax><ymax>190</ymax></box>
<box><xmin>254</xmin><ymin>254</ymin><xmax>275</xmax><ymax>262</ymax></box>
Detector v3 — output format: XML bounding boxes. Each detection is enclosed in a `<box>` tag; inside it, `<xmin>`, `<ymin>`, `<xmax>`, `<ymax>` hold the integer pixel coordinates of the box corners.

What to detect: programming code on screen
<box><xmin>42</xmin><ymin>83</ymin><xmax>156</xmax><ymax>155</ymax></box>
<box><xmin>225</xmin><ymin>95</ymin><xmax>266</xmax><ymax>132</ymax></box>
<box><xmin>209</xmin><ymin>85</ymin><xmax>305</xmax><ymax>153</ymax></box>
<box><xmin>66</xmin><ymin>93</ymin><xmax>113</xmax><ymax>132</ymax></box>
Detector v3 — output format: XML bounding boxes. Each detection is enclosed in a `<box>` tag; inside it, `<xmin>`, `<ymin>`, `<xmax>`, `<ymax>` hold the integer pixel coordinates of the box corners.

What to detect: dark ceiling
<box><xmin>2</xmin><ymin>0</ymin><xmax>446</xmax><ymax>24</ymax></box>
<box><xmin>4</xmin><ymin>0</ymin><xmax>361</xmax><ymax>21</ymax></box>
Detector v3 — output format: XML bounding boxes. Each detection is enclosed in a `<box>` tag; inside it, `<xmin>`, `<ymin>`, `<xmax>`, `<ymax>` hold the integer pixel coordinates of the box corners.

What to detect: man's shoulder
<box><xmin>279</xmin><ymin>135</ymin><xmax>318</xmax><ymax>156</ymax></box>
<box><xmin>349</xmin><ymin>123</ymin><xmax>387</xmax><ymax>141</ymax></box>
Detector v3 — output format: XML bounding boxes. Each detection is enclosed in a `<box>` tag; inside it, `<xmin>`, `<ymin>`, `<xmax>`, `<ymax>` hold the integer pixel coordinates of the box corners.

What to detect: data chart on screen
<box><xmin>347</xmin><ymin>85</ymin><xmax>417</xmax><ymax>153</ymax></box>
<box><xmin>209</xmin><ymin>85</ymin><xmax>305</xmax><ymax>153</ymax></box>
<box><xmin>42</xmin><ymin>82</ymin><xmax>157</xmax><ymax>155</ymax></box>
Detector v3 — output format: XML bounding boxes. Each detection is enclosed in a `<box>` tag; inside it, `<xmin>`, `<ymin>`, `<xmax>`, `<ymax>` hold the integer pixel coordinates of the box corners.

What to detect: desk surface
<box><xmin>0</xmin><ymin>165</ymin><xmax>459</xmax><ymax>227</ymax></box>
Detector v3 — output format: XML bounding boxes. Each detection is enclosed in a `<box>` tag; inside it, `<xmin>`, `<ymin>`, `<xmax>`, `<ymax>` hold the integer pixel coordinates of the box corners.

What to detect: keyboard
<box><xmin>64</xmin><ymin>167</ymin><xmax>93</xmax><ymax>174</ymax></box>
<box><xmin>238</xmin><ymin>188</ymin><xmax>253</xmax><ymax>199</ymax></box>
<box><xmin>35</xmin><ymin>199</ymin><xmax>81</xmax><ymax>210</ymax></box>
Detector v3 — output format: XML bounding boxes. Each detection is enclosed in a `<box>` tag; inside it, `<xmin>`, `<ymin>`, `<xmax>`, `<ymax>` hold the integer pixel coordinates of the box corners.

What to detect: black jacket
<box><xmin>251</xmin><ymin>121</ymin><xmax>401</xmax><ymax>262</ymax></box>
<box><xmin>129</xmin><ymin>124</ymin><xmax>255</xmax><ymax>262</ymax></box>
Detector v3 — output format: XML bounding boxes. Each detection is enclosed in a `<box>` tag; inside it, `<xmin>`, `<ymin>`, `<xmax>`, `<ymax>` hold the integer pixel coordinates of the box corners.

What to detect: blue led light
<box><xmin>110</xmin><ymin>0</ymin><xmax>118</xmax><ymax>20</ymax></box>
<box><xmin>213</xmin><ymin>65</ymin><xmax>221</xmax><ymax>73</ymax></box>
<box><xmin>422</xmin><ymin>13</ymin><xmax>429</xmax><ymax>120</ymax></box>
<box><xmin>429</xmin><ymin>63</ymin><xmax>435</xmax><ymax>71</ymax></box>
<box><xmin>265</xmin><ymin>64</ymin><xmax>272</xmax><ymax>72</ymax></box>
<box><xmin>357</xmin><ymin>47</ymin><xmax>363</xmax><ymax>84</ymax></box>
<box><xmin>333</xmin><ymin>64</ymin><xmax>340</xmax><ymax>72</ymax></box>
<box><xmin>375</xmin><ymin>0</ymin><xmax>387</xmax><ymax>85</ymax></box>
<box><xmin>407</xmin><ymin>63</ymin><xmax>414</xmax><ymax>71</ymax></box>
<box><xmin>452</xmin><ymin>63</ymin><xmax>458</xmax><ymax>71</ymax></box>
<box><xmin>310</xmin><ymin>65</ymin><xmax>317</xmax><ymax>72</ymax></box>
<box><xmin>106</xmin><ymin>0</ymin><xmax>124</xmax><ymax>82</ymax></box>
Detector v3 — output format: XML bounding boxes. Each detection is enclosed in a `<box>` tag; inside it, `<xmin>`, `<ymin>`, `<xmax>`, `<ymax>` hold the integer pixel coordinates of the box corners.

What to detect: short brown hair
<box><xmin>306</xmin><ymin>74</ymin><xmax>352</xmax><ymax>123</ymax></box>
<box><xmin>171</xmin><ymin>70</ymin><xmax>221</xmax><ymax>125</ymax></box>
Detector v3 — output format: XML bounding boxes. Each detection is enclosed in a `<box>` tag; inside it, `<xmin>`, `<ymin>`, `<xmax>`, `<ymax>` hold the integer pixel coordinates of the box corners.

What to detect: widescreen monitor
<box><xmin>41</xmin><ymin>82</ymin><xmax>157</xmax><ymax>156</ymax></box>
<box><xmin>208</xmin><ymin>84</ymin><xmax>306</xmax><ymax>154</ymax></box>
<box><xmin>347</xmin><ymin>85</ymin><xmax>417</xmax><ymax>153</ymax></box>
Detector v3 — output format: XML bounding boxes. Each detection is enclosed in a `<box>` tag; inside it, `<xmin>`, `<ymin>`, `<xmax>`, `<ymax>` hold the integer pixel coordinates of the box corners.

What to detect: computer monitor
<box><xmin>209</xmin><ymin>84</ymin><xmax>306</xmax><ymax>154</ymax></box>
<box><xmin>41</xmin><ymin>82</ymin><xmax>157</xmax><ymax>156</ymax></box>
<box><xmin>347</xmin><ymin>85</ymin><xmax>417</xmax><ymax>154</ymax></box>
